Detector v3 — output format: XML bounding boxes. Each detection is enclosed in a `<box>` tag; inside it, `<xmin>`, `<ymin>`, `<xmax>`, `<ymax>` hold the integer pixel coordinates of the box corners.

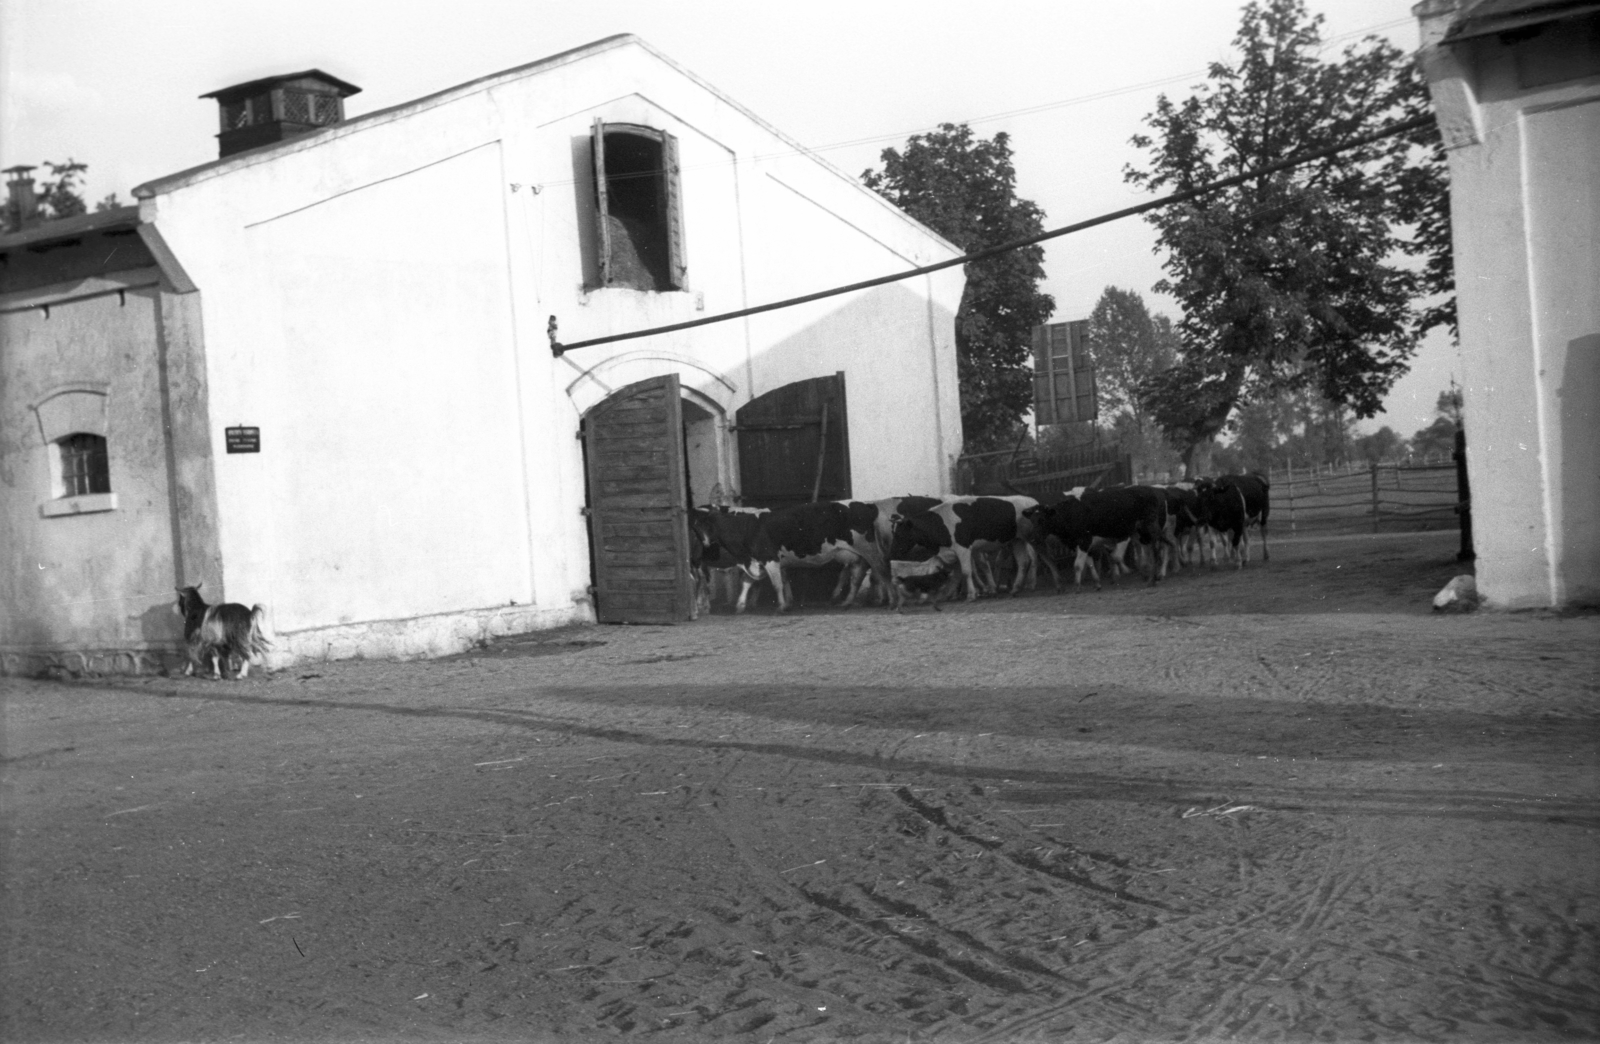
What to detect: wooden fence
<box><xmin>1268</xmin><ymin>461</ymin><xmax>1460</xmax><ymax>535</ymax></box>
<box><xmin>954</xmin><ymin>444</ymin><xmax>1132</xmax><ymax>498</ymax></box>
<box><xmin>962</xmin><ymin>450</ymin><xmax>1465</xmax><ymax>541</ymax></box>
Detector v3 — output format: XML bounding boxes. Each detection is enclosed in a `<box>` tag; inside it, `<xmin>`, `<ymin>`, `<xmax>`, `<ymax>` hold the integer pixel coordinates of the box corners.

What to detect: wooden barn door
<box><xmin>583</xmin><ymin>375</ymin><xmax>693</xmax><ymax>623</ymax></box>
<box><xmin>735</xmin><ymin>373</ymin><xmax>851</xmax><ymax>509</ymax></box>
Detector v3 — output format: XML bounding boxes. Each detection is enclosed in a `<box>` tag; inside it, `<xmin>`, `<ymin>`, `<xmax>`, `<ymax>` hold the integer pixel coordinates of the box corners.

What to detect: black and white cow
<box><xmin>749</xmin><ymin>500</ymin><xmax>881</xmax><ymax>613</ymax></box>
<box><xmin>1023</xmin><ymin>485</ymin><xmax>1177</xmax><ymax>588</ymax></box>
<box><xmin>1157</xmin><ymin>482</ymin><xmax>1207</xmax><ymax>568</ymax></box>
<box><xmin>1217</xmin><ymin>472</ymin><xmax>1270</xmax><ymax>562</ymax></box>
<box><xmin>1193</xmin><ymin>479</ymin><xmax>1245</xmax><ymax>568</ymax></box>
<box><xmin>887</xmin><ymin>496</ymin><xmax>1041</xmax><ymax>604</ymax></box>
<box><xmin>1194</xmin><ymin>473</ymin><xmax>1269</xmax><ymax>568</ymax></box>
<box><xmin>689</xmin><ymin>506</ymin><xmax>770</xmax><ymax>612</ymax></box>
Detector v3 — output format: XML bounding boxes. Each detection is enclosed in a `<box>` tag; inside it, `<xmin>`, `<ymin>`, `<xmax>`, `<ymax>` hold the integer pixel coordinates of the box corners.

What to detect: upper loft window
<box><xmin>591</xmin><ymin>119</ymin><xmax>686</xmax><ymax>292</ymax></box>
<box><xmin>57</xmin><ymin>433</ymin><xmax>110</xmax><ymax>497</ymax></box>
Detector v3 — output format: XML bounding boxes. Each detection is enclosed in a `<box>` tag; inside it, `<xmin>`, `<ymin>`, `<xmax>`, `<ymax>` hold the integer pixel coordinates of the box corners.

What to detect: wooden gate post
<box><xmin>1455</xmin><ymin>428</ymin><xmax>1475</xmax><ymax>561</ymax></box>
<box><xmin>1370</xmin><ymin>460</ymin><xmax>1380</xmax><ymax>533</ymax></box>
<box><xmin>1286</xmin><ymin>462</ymin><xmax>1296</xmax><ymax>534</ymax></box>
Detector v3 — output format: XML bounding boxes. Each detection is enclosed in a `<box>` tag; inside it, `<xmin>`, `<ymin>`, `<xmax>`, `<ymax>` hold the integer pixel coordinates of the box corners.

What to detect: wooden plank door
<box><xmin>584</xmin><ymin>375</ymin><xmax>693</xmax><ymax>623</ymax></box>
<box><xmin>735</xmin><ymin>372</ymin><xmax>850</xmax><ymax>509</ymax></box>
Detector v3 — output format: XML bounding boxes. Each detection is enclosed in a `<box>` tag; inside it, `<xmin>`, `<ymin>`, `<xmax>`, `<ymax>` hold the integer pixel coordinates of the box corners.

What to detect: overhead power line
<box><xmin>780</xmin><ymin>16</ymin><xmax>1415</xmax><ymax>163</ymax></box>
<box><xmin>549</xmin><ymin>113</ymin><xmax>1433</xmax><ymax>358</ymax></box>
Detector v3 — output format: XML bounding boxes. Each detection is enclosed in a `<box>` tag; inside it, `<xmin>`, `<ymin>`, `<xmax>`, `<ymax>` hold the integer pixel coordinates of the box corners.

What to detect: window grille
<box><xmin>222</xmin><ymin>100</ymin><xmax>249</xmax><ymax>130</ymax></box>
<box><xmin>58</xmin><ymin>433</ymin><xmax>110</xmax><ymax>498</ymax></box>
<box><xmin>312</xmin><ymin>94</ymin><xmax>341</xmax><ymax>124</ymax></box>
<box><xmin>282</xmin><ymin>90</ymin><xmax>311</xmax><ymax>123</ymax></box>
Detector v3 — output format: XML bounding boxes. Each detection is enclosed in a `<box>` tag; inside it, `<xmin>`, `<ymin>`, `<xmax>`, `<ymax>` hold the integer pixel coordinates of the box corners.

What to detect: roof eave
<box><xmin>1443</xmin><ymin>0</ymin><xmax>1600</xmax><ymax>41</ymax></box>
<box><xmin>0</xmin><ymin>206</ymin><xmax>141</xmax><ymax>251</ymax></box>
<box><xmin>134</xmin><ymin>34</ymin><xmax>638</xmax><ymax>200</ymax></box>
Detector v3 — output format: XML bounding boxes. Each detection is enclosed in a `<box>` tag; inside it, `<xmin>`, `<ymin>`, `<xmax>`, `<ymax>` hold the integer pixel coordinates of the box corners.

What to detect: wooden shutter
<box><xmin>591</xmin><ymin>117</ymin><xmax>612</xmax><ymax>287</ymax></box>
<box><xmin>662</xmin><ymin>130</ymin><xmax>687</xmax><ymax>289</ymax></box>
<box><xmin>735</xmin><ymin>373</ymin><xmax>851</xmax><ymax>509</ymax></box>
<box><xmin>584</xmin><ymin>375</ymin><xmax>693</xmax><ymax>623</ymax></box>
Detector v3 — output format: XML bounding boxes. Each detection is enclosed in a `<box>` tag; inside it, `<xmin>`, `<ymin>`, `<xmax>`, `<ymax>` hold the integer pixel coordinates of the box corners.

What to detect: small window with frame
<box><xmin>33</xmin><ymin>386</ymin><xmax>118</xmax><ymax>517</ymax></box>
<box><xmin>57</xmin><ymin>433</ymin><xmax>111</xmax><ymax>497</ymax></box>
<box><xmin>591</xmin><ymin>119</ymin><xmax>687</xmax><ymax>292</ymax></box>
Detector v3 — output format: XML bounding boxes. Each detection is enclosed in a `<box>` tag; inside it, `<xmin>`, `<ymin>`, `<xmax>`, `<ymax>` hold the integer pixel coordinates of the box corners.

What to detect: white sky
<box><xmin>1</xmin><ymin>0</ymin><xmax>1455</xmax><ymax>435</ymax></box>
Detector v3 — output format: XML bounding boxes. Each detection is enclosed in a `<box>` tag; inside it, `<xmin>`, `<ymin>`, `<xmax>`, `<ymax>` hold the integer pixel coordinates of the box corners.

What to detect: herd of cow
<box><xmin>687</xmin><ymin>474</ymin><xmax>1272</xmax><ymax>614</ymax></box>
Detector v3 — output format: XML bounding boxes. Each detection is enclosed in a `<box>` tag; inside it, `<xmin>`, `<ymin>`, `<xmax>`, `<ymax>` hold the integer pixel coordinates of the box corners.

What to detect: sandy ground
<box><xmin>3</xmin><ymin>530</ymin><xmax>1597</xmax><ymax>1043</ymax></box>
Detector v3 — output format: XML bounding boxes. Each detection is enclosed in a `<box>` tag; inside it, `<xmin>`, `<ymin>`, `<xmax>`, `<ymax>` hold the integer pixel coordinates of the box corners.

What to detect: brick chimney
<box><xmin>4</xmin><ymin>165</ymin><xmax>40</xmax><ymax>233</ymax></box>
<box><xmin>201</xmin><ymin>70</ymin><xmax>361</xmax><ymax>159</ymax></box>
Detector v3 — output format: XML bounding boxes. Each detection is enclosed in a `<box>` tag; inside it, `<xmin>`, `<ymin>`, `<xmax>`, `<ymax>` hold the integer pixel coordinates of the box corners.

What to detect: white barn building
<box><xmin>0</xmin><ymin>35</ymin><xmax>965</xmax><ymax>674</ymax></box>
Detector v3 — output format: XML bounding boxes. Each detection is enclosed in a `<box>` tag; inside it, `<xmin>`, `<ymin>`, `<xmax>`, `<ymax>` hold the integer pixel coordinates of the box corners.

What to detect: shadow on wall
<box><xmin>135</xmin><ymin>598</ymin><xmax>185</xmax><ymax>644</ymax></box>
<box><xmin>743</xmin><ymin>281</ymin><xmax>959</xmax><ymax>476</ymax></box>
<box><xmin>1559</xmin><ymin>332</ymin><xmax>1600</xmax><ymax>607</ymax></box>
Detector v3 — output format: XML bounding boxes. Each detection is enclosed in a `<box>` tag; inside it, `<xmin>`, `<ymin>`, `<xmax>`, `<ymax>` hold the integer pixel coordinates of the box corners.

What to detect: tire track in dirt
<box><xmin>962</xmin><ymin>818</ymin><xmax>1363</xmax><ymax>1042</ymax></box>
<box><xmin>1175</xmin><ymin>840</ymin><xmax>1373</xmax><ymax>1041</ymax></box>
<box><xmin>658</xmin><ymin>775</ymin><xmax>1162</xmax><ymax>1037</ymax></box>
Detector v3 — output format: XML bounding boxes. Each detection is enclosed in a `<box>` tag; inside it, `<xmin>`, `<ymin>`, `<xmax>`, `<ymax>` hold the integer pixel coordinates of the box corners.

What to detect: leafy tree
<box><xmin>1086</xmin><ymin>287</ymin><xmax>1178</xmax><ymax>426</ymax></box>
<box><xmin>1230</xmin><ymin>393</ymin><xmax>1295</xmax><ymax>473</ymax></box>
<box><xmin>1386</xmin><ymin>63</ymin><xmax>1455</xmax><ymax>340</ymax></box>
<box><xmin>1126</xmin><ymin>0</ymin><xmax>1445</xmax><ymax>474</ymax></box>
<box><xmin>863</xmin><ymin>124</ymin><xmax>1055</xmax><ymax>452</ymax></box>
<box><xmin>1355</xmin><ymin>425</ymin><xmax>1407</xmax><ymax>462</ymax></box>
<box><xmin>1111</xmin><ymin>411</ymin><xmax>1185</xmax><ymax>479</ymax></box>
<box><xmin>1139</xmin><ymin>362</ymin><xmax>1238</xmax><ymax>476</ymax></box>
<box><xmin>1410</xmin><ymin>387</ymin><xmax>1463</xmax><ymax>461</ymax></box>
<box><xmin>4</xmin><ymin>159</ymin><xmax>122</xmax><ymax>231</ymax></box>
<box><xmin>1085</xmin><ymin>287</ymin><xmax>1182</xmax><ymax>474</ymax></box>
<box><xmin>37</xmin><ymin>159</ymin><xmax>89</xmax><ymax>221</ymax></box>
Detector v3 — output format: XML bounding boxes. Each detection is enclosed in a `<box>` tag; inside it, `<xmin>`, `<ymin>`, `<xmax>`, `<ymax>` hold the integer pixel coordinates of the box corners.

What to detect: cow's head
<box><xmin>888</xmin><ymin>511</ymin><xmax>950</xmax><ymax>561</ymax></box>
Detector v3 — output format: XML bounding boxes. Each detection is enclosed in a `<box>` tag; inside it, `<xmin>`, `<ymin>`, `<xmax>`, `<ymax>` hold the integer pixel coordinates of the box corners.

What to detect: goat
<box><xmin>175</xmin><ymin>584</ymin><xmax>270</xmax><ymax>679</ymax></box>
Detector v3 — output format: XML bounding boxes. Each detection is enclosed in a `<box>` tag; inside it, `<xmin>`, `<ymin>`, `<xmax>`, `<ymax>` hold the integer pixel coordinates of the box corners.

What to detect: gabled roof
<box><xmin>128</xmin><ymin>34</ymin><xmax>961</xmax><ymax>257</ymax></box>
<box><xmin>134</xmin><ymin>35</ymin><xmax>637</xmax><ymax>199</ymax></box>
<box><xmin>200</xmin><ymin>68</ymin><xmax>362</xmax><ymax>101</ymax></box>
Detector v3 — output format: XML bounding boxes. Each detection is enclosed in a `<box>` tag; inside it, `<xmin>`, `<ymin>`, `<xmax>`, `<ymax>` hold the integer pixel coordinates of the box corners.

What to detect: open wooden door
<box><xmin>735</xmin><ymin>373</ymin><xmax>850</xmax><ymax>509</ymax></box>
<box><xmin>584</xmin><ymin>375</ymin><xmax>694</xmax><ymax>623</ymax></box>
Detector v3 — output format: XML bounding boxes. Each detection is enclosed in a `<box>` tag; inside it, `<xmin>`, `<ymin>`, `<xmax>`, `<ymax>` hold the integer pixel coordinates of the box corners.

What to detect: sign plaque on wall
<box><xmin>225</xmin><ymin>426</ymin><xmax>261</xmax><ymax>454</ymax></box>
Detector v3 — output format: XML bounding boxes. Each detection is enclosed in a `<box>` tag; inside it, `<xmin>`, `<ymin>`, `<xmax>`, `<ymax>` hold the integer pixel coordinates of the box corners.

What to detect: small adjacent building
<box><xmin>1414</xmin><ymin>0</ymin><xmax>1600</xmax><ymax>608</ymax></box>
<box><xmin>1</xmin><ymin>35</ymin><xmax>965</xmax><ymax>674</ymax></box>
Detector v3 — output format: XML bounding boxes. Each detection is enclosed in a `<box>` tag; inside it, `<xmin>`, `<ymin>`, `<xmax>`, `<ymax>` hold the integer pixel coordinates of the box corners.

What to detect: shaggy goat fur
<box><xmin>175</xmin><ymin>585</ymin><xmax>270</xmax><ymax>679</ymax></box>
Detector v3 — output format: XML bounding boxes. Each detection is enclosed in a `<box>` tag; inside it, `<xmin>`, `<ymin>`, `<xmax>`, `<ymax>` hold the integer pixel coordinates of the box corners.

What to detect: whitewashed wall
<box><xmin>137</xmin><ymin>35</ymin><xmax>964</xmax><ymax>662</ymax></box>
<box><xmin>1418</xmin><ymin>8</ymin><xmax>1600</xmax><ymax>609</ymax></box>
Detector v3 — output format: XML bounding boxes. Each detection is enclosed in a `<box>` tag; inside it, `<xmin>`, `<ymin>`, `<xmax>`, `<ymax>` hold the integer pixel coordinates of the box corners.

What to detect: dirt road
<box><xmin>4</xmin><ymin>532</ymin><xmax>1597</xmax><ymax>1042</ymax></box>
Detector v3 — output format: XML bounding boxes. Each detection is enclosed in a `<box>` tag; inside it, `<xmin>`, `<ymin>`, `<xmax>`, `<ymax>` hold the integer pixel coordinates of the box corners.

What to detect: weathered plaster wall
<box><xmin>0</xmin><ymin>280</ymin><xmax>184</xmax><ymax>667</ymax></box>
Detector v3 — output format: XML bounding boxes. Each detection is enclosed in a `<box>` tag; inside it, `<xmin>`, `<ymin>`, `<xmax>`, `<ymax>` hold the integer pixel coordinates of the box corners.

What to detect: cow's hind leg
<box><xmin>764</xmin><ymin>561</ymin><xmax>791</xmax><ymax>612</ymax></box>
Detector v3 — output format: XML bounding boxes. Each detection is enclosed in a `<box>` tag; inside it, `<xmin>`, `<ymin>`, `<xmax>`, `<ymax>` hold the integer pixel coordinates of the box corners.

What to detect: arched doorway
<box><xmin>734</xmin><ymin>372</ymin><xmax>850</xmax><ymax>509</ymax></box>
<box><xmin>582</xmin><ymin>374</ymin><xmax>695</xmax><ymax>624</ymax></box>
